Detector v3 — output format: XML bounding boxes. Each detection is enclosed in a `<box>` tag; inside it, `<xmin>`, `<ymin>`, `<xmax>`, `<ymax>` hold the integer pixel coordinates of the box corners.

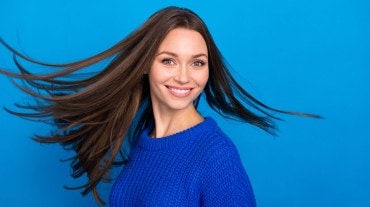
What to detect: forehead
<box><xmin>157</xmin><ymin>28</ymin><xmax>208</xmax><ymax>55</ymax></box>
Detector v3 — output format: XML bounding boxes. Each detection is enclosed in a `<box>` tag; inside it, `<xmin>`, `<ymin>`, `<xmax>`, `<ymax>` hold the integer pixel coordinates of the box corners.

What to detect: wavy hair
<box><xmin>0</xmin><ymin>6</ymin><xmax>320</xmax><ymax>205</ymax></box>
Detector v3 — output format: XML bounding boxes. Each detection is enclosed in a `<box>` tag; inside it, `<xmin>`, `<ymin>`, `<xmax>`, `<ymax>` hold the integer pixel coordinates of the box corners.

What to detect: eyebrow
<box><xmin>156</xmin><ymin>51</ymin><xmax>208</xmax><ymax>59</ymax></box>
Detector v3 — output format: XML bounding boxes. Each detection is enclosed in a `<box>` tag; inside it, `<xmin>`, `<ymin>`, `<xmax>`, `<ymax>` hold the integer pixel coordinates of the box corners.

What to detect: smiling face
<box><xmin>148</xmin><ymin>28</ymin><xmax>209</xmax><ymax>114</ymax></box>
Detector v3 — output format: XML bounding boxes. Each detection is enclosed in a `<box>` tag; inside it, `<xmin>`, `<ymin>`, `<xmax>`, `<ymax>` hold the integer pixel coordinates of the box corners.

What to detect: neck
<box><xmin>150</xmin><ymin>106</ymin><xmax>204</xmax><ymax>138</ymax></box>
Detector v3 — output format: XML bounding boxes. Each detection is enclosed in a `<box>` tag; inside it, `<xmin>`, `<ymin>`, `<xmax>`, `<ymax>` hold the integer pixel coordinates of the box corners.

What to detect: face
<box><xmin>148</xmin><ymin>28</ymin><xmax>209</xmax><ymax>113</ymax></box>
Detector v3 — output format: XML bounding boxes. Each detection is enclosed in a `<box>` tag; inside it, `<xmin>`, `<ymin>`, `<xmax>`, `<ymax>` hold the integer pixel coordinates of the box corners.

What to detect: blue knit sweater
<box><xmin>109</xmin><ymin>117</ymin><xmax>256</xmax><ymax>206</ymax></box>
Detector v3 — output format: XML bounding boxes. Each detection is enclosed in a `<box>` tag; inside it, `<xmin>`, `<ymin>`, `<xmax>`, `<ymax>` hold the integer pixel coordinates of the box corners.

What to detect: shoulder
<box><xmin>196</xmin><ymin>117</ymin><xmax>241</xmax><ymax>159</ymax></box>
<box><xmin>192</xmin><ymin>117</ymin><xmax>246</xmax><ymax>177</ymax></box>
<box><xmin>195</xmin><ymin>118</ymin><xmax>257</xmax><ymax>206</ymax></box>
<box><xmin>189</xmin><ymin>116</ymin><xmax>246</xmax><ymax>172</ymax></box>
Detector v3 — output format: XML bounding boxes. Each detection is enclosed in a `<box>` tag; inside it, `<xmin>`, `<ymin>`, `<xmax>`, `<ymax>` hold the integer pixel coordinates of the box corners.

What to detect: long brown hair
<box><xmin>0</xmin><ymin>6</ymin><xmax>320</xmax><ymax>205</ymax></box>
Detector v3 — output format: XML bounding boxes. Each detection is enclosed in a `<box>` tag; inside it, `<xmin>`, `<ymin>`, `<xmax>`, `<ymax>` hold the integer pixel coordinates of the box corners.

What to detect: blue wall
<box><xmin>1</xmin><ymin>0</ymin><xmax>369</xmax><ymax>206</ymax></box>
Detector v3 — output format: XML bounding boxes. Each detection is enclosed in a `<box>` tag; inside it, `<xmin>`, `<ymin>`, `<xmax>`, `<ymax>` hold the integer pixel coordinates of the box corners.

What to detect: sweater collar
<box><xmin>135</xmin><ymin>117</ymin><xmax>217</xmax><ymax>150</ymax></box>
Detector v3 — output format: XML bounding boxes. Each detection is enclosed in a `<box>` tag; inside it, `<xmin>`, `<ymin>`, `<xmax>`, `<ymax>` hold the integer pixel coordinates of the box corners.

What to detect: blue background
<box><xmin>0</xmin><ymin>0</ymin><xmax>369</xmax><ymax>206</ymax></box>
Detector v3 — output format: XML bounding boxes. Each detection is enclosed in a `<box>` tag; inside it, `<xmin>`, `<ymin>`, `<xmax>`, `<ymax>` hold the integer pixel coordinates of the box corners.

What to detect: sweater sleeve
<box><xmin>200</xmin><ymin>138</ymin><xmax>257</xmax><ymax>207</ymax></box>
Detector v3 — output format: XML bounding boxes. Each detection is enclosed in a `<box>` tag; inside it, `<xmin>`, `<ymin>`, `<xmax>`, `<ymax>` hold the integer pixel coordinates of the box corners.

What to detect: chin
<box><xmin>166</xmin><ymin>101</ymin><xmax>196</xmax><ymax>111</ymax></box>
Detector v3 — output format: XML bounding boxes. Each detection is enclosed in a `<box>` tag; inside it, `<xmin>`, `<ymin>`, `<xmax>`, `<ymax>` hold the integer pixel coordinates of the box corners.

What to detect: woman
<box><xmin>0</xmin><ymin>6</ymin><xmax>318</xmax><ymax>206</ymax></box>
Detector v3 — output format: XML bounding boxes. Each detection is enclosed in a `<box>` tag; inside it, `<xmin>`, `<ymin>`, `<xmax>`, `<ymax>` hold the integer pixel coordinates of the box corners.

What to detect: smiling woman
<box><xmin>0</xmin><ymin>6</ymin><xmax>318</xmax><ymax>207</ymax></box>
<box><xmin>149</xmin><ymin>28</ymin><xmax>209</xmax><ymax>137</ymax></box>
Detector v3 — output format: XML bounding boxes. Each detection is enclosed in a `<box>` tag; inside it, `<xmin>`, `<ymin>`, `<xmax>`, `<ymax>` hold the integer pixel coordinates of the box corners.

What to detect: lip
<box><xmin>166</xmin><ymin>85</ymin><xmax>193</xmax><ymax>97</ymax></box>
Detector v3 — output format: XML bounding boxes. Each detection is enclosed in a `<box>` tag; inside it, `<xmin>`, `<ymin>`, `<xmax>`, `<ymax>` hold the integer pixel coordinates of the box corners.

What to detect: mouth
<box><xmin>166</xmin><ymin>86</ymin><xmax>193</xmax><ymax>97</ymax></box>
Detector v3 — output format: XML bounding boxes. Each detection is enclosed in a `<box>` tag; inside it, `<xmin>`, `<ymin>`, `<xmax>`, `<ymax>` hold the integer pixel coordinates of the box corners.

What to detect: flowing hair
<box><xmin>0</xmin><ymin>6</ymin><xmax>320</xmax><ymax>205</ymax></box>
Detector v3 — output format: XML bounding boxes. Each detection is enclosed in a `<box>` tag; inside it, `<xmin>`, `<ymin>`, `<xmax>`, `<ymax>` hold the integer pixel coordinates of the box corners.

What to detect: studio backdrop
<box><xmin>0</xmin><ymin>0</ymin><xmax>369</xmax><ymax>207</ymax></box>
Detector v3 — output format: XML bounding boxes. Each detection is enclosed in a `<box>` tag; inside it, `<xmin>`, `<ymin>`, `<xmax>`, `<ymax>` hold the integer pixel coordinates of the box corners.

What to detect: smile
<box><xmin>166</xmin><ymin>86</ymin><xmax>192</xmax><ymax>97</ymax></box>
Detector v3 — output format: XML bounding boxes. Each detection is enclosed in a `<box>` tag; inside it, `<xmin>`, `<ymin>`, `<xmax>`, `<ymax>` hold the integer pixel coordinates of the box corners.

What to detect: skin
<box><xmin>148</xmin><ymin>28</ymin><xmax>209</xmax><ymax>138</ymax></box>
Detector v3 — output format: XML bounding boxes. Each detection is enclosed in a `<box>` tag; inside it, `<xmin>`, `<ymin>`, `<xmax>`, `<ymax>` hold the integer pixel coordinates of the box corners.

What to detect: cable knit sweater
<box><xmin>109</xmin><ymin>117</ymin><xmax>256</xmax><ymax>206</ymax></box>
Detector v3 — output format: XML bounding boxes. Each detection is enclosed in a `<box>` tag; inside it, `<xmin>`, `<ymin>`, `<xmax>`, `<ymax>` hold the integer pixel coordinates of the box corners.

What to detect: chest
<box><xmin>109</xmin><ymin>148</ymin><xmax>203</xmax><ymax>207</ymax></box>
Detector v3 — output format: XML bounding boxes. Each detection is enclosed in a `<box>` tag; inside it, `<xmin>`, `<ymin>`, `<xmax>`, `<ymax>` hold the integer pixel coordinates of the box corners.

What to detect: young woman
<box><xmin>0</xmin><ymin>6</ymin><xmax>319</xmax><ymax>206</ymax></box>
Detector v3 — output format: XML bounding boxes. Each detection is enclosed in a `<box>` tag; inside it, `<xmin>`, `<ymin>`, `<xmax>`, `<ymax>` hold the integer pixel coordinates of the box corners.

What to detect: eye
<box><xmin>162</xmin><ymin>58</ymin><xmax>176</xmax><ymax>65</ymax></box>
<box><xmin>192</xmin><ymin>60</ymin><xmax>206</xmax><ymax>67</ymax></box>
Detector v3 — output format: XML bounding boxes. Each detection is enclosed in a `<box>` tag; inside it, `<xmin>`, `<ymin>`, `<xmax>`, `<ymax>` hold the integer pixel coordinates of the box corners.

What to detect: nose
<box><xmin>174</xmin><ymin>65</ymin><xmax>190</xmax><ymax>84</ymax></box>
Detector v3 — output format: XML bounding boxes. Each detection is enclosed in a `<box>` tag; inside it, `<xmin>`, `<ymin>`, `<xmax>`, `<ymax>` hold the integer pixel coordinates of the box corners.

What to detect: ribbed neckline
<box><xmin>135</xmin><ymin>117</ymin><xmax>217</xmax><ymax>151</ymax></box>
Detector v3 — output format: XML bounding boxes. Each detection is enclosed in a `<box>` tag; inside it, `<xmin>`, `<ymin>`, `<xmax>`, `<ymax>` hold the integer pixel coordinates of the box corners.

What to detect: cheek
<box><xmin>195</xmin><ymin>69</ymin><xmax>209</xmax><ymax>87</ymax></box>
<box><xmin>148</xmin><ymin>64</ymin><xmax>163</xmax><ymax>84</ymax></box>
<box><xmin>148</xmin><ymin>63</ymin><xmax>174</xmax><ymax>84</ymax></box>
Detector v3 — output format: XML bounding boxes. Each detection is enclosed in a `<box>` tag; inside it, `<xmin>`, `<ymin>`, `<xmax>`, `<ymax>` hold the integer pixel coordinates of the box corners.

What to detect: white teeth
<box><xmin>170</xmin><ymin>88</ymin><xmax>190</xmax><ymax>94</ymax></box>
